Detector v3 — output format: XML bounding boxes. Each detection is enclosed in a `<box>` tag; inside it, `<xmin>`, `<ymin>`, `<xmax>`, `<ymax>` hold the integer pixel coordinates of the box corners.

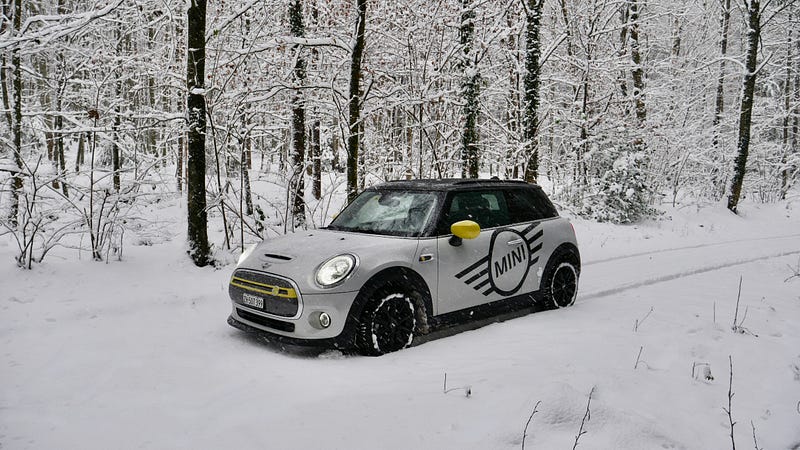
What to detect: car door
<box><xmin>436</xmin><ymin>189</ymin><xmax>538</xmax><ymax>314</ymax></box>
<box><xmin>502</xmin><ymin>187</ymin><xmax>557</xmax><ymax>294</ymax></box>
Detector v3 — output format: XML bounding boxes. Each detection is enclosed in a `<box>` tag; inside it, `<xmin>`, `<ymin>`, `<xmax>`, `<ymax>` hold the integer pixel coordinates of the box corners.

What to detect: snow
<box><xmin>2</xmin><ymin>200</ymin><xmax>800</xmax><ymax>449</ymax></box>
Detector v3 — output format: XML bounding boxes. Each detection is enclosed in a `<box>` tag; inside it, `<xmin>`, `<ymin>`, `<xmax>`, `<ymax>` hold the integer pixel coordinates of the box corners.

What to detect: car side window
<box><xmin>505</xmin><ymin>188</ymin><xmax>559</xmax><ymax>223</ymax></box>
<box><xmin>440</xmin><ymin>190</ymin><xmax>511</xmax><ymax>231</ymax></box>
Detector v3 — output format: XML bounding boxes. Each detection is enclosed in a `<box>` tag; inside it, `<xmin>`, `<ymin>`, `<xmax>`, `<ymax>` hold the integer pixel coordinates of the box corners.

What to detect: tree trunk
<box><xmin>347</xmin><ymin>0</ymin><xmax>367</xmax><ymax>202</ymax></box>
<box><xmin>76</xmin><ymin>132</ymin><xmax>85</xmax><ymax>171</ymax></box>
<box><xmin>112</xmin><ymin>84</ymin><xmax>121</xmax><ymax>192</ymax></box>
<box><xmin>629</xmin><ymin>0</ymin><xmax>646</xmax><ymax>124</ymax></box>
<box><xmin>332</xmin><ymin>116</ymin><xmax>340</xmax><ymax>171</ymax></box>
<box><xmin>617</xmin><ymin>5</ymin><xmax>629</xmax><ymax>104</ymax></box>
<box><xmin>727</xmin><ymin>0</ymin><xmax>760</xmax><ymax>213</ymax></box>
<box><xmin>9</xmin><ymin>0</ymin><xmax>23</xmax><ymax>229</ymax></box>
<box><xmin>176</xmin><ymin>134</ymin><xmax>183</xmax><ymax>192</ymax></box>
<box><xmin>713</xmin><ymin>0</ymin><xmax>731</xmax><ymax>130</ymax></box>
<box><xmin>289</xmin><ymin>0</ymin><xmax>306</xmax><ymax>228</ymax></box>
<box><xmin>460</xmin><ymin>0</ymin><xmax>479</xmax><ymax>178</ymax></box>
<box><xmin>55</xmin><ymin>0</ymin><xmax>67</xmax><ymax>197</ymax></box>
<box><xmin>523</xmin><ymin>0</ymin><xmax>544</xmax><ymax>183</ymax></box>
<box><xmin>55</xmin><ymin>91</ymin><xmax>68</xmax><ymax>197</ymax></box>
<box><xmin>312</xmin><ymin>119</ymin><xmax>321</xmax><ymax>200</ymax></box>
<box><xmin>242</xmin><ymin>147</ymin><xmax>254</xmax><ymax>216</ymax></box>
<box><xmin>147</xmin><ymin>17</ymin><xmax>158</xmax><ymax>161</ymax></box>
<box><xmin>186</xmin><ymin>0</ymin><xmax>211</xmax><ymax>266</ymax></box>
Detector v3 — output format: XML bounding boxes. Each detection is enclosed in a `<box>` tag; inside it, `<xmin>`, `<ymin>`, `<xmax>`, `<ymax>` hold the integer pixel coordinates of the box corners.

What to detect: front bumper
<box><xmin>229</xmin><ymin>289</ymin><xmax>359</xmax><ymax>342</ymax></box>
<box><xmin>227</xmin><ymin>314</ymin><xmax>354</xmax><ymax>349</ymax></box>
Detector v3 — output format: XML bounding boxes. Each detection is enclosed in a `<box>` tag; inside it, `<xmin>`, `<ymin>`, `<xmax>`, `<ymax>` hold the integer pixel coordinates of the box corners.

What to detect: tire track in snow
<box><xmin>581</xmin><ymin>249</ymin><xmax>800</xmax><ymax>300</ymax></box>
<box><xmin>583</xmin><ymin>233</ymin><xmax>800</xmax><ymax>267</ymax></box>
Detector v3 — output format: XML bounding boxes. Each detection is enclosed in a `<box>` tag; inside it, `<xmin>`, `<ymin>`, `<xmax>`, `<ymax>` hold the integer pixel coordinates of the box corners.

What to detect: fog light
<box><xmin>318</xmin><ymin>312</ymin><xmax>331</xmax><ymax>328</ymax></box>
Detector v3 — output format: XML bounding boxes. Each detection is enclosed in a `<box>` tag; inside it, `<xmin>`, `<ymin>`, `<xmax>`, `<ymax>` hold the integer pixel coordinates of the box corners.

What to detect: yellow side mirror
<box><xmin>450</xmin><ymin>220</ymin><xmax>480</xmax><ymax>246</ymax></box>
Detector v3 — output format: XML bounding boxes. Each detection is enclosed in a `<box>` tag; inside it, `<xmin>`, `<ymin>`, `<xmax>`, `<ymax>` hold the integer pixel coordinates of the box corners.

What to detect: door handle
<box><xmin>507</xmin><ymin>239</ymin><xmax>524</xmax><ymax>246</ymax></box>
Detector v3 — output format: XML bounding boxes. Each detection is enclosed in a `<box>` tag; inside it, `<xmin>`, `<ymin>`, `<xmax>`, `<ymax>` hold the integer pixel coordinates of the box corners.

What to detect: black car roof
<box><xmin>371</xmin><ymin>178</ymin><xmax>535</xmax><ymax>191</ymax></box>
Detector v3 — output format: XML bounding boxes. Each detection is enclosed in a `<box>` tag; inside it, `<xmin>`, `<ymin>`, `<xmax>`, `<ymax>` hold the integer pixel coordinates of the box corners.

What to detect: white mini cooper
<box><xmin>228</xmin><ymin>179</ymin><xmax>580</xmax><ymax>355</ymax></box>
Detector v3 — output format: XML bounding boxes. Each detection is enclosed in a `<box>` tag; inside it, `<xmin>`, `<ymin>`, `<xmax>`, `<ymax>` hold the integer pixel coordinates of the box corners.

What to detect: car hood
<box><xmin>235</xmin><ymin>229</ymin><xmax>421</xmax><ymax>294</ymax></box>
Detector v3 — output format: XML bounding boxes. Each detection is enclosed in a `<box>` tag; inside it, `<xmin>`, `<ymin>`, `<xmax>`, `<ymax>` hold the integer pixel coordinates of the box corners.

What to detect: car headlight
<box><xmin>237</xmin><ymin>243</ymin><xmax>258</xmax><ymax>266</ymax></box>
<box><xmin>315</xmin><ymin>254</ymin><xmax>357</xmax><ymax>287</ymax></box>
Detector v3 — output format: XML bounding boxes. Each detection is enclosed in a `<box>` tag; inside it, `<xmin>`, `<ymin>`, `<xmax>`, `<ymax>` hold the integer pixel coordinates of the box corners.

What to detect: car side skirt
<box><xmin>427</xmin><ymin>289</ymin><xmax>546</xmax><ymax>331</ymax></box>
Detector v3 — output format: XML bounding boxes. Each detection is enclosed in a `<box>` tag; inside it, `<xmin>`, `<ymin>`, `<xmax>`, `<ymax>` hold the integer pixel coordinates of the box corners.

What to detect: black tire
<box><xmin>542</xmin><ymin>250</ymin><xmax>580</xmax><ymax>309</ymax></box>
<box><xmin>356</xmin><ymin>291</ymin><xmax>416</xmax><ymax>356</ymax></box>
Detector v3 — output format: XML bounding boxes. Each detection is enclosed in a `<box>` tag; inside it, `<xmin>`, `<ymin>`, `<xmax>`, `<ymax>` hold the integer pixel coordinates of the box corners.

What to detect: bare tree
<box><xmin>8</xmin><ymin>0</ymin><xmax>24</xmax><ymax>229</ymax></box>
<box><xmin>628</xmin><ymin>0</ymin><xmax>646</xmax><ymax>124</ymax></box>
<box><xmin>460</xmin><ymin>0</ymin><xmax>479</xmax><ymax>178</ymax></box>
<box><xmin>522</xmin><ymin>0</ymin><xmax>544</xmax><ymax>183</ymax></box>
<box><xmin>289</xmin><ymin>0</ymin><xmax>306</xmax><ymax>228</ymax></box>
<box><xmin>727</xmin><ymin>0</ymin><xmax>761</xmax><ymax>213</ymax></box>
<box><xmin>186</xmin><ymin>0</ymin><xmax>211</xmax><ymax>265</ymax></box>
<box><xmin>713</xmin><ymin>0</ymin><xmax>732</xmax><ymax>131</ymax></box>
<box><xmin>347</xmin><ymin>0</ymin><xmax>367</xmax><ymax>201</ymax></box>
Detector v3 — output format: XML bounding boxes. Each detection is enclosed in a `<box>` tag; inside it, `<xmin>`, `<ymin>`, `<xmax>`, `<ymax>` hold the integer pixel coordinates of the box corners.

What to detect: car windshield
<box><xmin>327</xmin><ymin>190</ymin><xmax>439</xmax><ymax>237</ymax></box>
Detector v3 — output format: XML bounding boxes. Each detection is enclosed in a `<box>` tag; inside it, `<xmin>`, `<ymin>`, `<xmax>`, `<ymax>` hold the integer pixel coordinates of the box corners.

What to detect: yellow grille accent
<box><xmin>230</xmin><ymin>276</ymin><xmax>297</xmax><ymax>299</ymax></box>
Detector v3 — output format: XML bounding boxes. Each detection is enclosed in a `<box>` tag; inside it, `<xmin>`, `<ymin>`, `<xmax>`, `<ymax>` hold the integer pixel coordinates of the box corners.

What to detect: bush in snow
<box><xmin>582</xmin><ymin>145</ymin><xmax>658</xmax><ymax>224</ymax></box>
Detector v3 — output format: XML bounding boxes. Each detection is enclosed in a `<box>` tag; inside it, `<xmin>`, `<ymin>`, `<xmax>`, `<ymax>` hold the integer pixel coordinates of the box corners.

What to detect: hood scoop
<box><xmin>262</xmin><ymin>253</ymin><xmax>293</xmax><ymax>261</ymax></box>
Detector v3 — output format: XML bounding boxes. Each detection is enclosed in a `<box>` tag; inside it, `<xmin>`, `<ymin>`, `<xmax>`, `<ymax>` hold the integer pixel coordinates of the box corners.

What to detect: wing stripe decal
<box><xmin>520</xmin><ymin>222</ymin><xmax>539</xmax><ymax>235</ymax></box>
<box><xmin>455</xmin><ymin>256</ymin><xmax>489</xmax><ymax>279</ymax></box>
<box><xmin>474</xmin><ymin>278</ymin><xmax>491</xmax><ymax>290</ymax></box>
<box><xmin>526</xmin><ymin>229</ymin><xmax>543</xmax><ymax>244</ymax></box>
<box><xmin>465</xmin><ymin>268</ymin><xmax>488</xmax><ymax>284</ymax></box>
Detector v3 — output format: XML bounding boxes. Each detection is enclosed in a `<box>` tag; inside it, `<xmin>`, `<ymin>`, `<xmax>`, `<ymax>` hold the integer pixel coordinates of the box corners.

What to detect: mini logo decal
<box><xmin>455</xmin><ymin>222</ymin><xmax>543</xmax><ymax>297</ymax></box>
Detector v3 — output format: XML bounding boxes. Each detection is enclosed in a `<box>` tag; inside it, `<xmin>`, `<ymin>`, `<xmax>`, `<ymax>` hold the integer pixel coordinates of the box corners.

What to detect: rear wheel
<box><xmin>542</xmin><ymin>251</ymin><xmax>580</xmax><ymax>308</ymax></box>
<box><xmin>356</xmin><ymin>291</ymin><xmax>416</xmax><ymax>356</ymax></box>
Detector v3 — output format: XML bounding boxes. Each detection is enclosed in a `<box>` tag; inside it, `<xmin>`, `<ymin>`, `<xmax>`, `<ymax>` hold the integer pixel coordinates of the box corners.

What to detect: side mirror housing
<box><xmin>449</xmin><ymin>220</ymin><xmax>481</xmax><ymax>246</ymax></box>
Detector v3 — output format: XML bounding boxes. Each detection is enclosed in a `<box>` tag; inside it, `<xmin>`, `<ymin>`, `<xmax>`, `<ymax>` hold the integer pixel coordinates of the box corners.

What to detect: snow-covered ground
<box><xmin>2</xmin><ymin>198</ymin><xmax>800</xmax><ymax>449</ymax></box>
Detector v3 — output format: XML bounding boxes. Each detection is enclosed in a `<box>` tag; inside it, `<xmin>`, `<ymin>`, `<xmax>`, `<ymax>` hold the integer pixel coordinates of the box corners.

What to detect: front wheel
<box><xmin>542</xmin><ymin>254</ymin><xmax>580</xmax><ymax>308</ymax></box>
<box><xmin>356</xmin><ymin>292</ymin><xmax>416</xmax><ymax>356</ymax></box>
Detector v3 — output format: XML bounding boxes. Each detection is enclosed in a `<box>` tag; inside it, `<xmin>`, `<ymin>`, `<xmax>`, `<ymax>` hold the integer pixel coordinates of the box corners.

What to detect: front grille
<box><xmin>229</xmin><ymin>269</ymin><xmax>300</xmax><ymax>318</ymax></box>
<box><xmin>237</xmin><ymin>308</ymin><xmax>295</xmax><ymax>333</ymax></box>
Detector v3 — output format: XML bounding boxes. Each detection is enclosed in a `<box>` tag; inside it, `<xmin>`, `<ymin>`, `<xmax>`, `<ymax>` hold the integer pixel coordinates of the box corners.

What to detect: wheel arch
<box><xmin>345</xmin><ymin>266</ymin><xmax>433</xmax><ymax>337</ymax></box>
<box><xmin>546</xmin><ymin>242</ymin><xmax>581</xmax><ymax>274</ymax></box>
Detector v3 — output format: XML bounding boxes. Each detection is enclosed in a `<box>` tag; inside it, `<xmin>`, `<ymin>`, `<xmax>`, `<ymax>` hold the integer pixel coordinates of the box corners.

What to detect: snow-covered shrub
<box><xmin>582</xmin><ymin>145</ymin><xmax>658</xmax><ymax>224</ymax></box>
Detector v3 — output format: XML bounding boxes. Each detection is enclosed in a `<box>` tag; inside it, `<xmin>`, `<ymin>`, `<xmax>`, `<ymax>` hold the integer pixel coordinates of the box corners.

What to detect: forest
<box><xmin>0</xmin><ymin>0</ymin><xmax>797</xmax><ymax>268</ymax></box>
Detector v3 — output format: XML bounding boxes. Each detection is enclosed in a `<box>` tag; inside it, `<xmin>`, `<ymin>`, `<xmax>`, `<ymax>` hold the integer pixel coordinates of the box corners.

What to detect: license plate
<box><xmin>241</xmin><ymin>293</ymin><xmax>264</xmax><ymax>309</ymax></box>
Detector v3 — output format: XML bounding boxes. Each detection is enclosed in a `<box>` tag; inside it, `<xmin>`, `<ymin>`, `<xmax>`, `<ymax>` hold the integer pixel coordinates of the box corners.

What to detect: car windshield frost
<box><xmin>327</xmin><ymin>190</ymin><xmax>439</xmax><ymax>237</ymax></box>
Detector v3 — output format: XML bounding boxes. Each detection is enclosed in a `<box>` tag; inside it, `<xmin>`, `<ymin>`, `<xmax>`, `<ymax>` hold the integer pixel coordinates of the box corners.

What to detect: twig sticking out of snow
<box><xmin>732</xmin><ymin>276</ymin><xmax>743</xmax><ymax>332</ymax></box>
<box><xmin>572</xmin><ymin>386</ymin><xmax>595</xmax><ymax>450</ymax></box>
<box><xmin>751</xmin><ymin>421</ymin><xmax>762</xmax><ymax>450</ymax></box>
<box><xmin>633</xmin><ymin>306</ymin><xmax>654</xmax><ymax>332</ymax></box>
<box><xmin>731</xmin><ymin>278</ymin><xmax>758</xmax><ymax>336</ymax></box>
<box><xmin>723</xmin><ymin>356</ymin><xmax>736</xmax><ymax>450</ymax></box>
<box><xmin>521</xmin><ymin>400</ymin><xmax>541</xmax><ymax>450</ymax></box>
<box><xmin>442</xmin><ymin>372</ymin><xmax>471</xmax><ymax>397</ymax></box>
<box><xmin>785</xmin><ymin>257</ymin><xmax>800</xmax><ymax>282</ymax></box>
<box><xmin>634</xmin><ymin>346</ymin><xmax>644</xmax><ymax>370</ymax></box>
